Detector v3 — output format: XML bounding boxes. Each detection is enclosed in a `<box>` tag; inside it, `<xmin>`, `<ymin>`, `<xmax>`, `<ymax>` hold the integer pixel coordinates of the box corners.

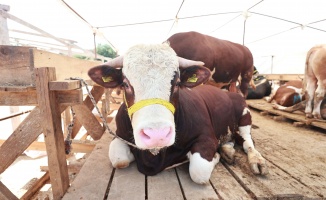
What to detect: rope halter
<box><xmin>126</xmin><ymin>98</ymin><xmax>175</xmax><ymax>118</ymax></box>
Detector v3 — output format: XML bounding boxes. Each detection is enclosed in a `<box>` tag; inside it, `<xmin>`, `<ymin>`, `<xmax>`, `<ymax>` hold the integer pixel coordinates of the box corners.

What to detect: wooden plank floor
<box><xmin>63</xmin><ymin>104</ymin><xmax>326</xmax><ymax>200</ymax></box>
<box><xmin>246</xmin><ymin>99</ymin><xmax>326</xmax><ymax>130</ymax></box>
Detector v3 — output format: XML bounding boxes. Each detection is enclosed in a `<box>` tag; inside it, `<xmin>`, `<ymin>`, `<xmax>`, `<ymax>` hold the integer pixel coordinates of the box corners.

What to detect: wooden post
<box><xmin>71</xmin><ymin>85</ymin><xmax>104</xmax><ymax>139</ymax></box>
<box><xmin>0</xmin><ymin>5</ymin><xmax>21</xmax><ymax>131</ymax></box>
<box><xmin>34</xmin><ymin>67</ymin><xmax>69</xmax><ymax>199</ymax></box>
<box><xmin>0</xmin><ymin>181</ymin><xmax>18</xmax><ymax>200</ymax></box>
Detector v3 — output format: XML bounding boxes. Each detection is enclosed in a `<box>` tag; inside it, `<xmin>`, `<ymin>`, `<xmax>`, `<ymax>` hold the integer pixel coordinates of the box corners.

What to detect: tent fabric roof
<box><xmin>2</xmin><ymin>0</ymin><xmax>326</xmax><ymax>74</ymax></box>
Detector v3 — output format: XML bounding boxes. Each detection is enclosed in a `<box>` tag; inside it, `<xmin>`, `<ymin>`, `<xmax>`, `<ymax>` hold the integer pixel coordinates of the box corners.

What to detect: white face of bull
<box><xmin>88</xmin><ymin>43</ymin><xmax>210</xmax><ymax>151</ymax></box>
<box><xmin>122</xmin><ymin>44</ymin><xmax>179</xmax><ymax>149</ymax></box>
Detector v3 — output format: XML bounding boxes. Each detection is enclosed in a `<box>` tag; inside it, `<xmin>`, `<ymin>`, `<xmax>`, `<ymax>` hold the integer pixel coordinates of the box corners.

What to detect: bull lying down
<box><xmin>88</xmin><ymin>44</ymin><xmax>268</xmax><ymax>184</ymax></box>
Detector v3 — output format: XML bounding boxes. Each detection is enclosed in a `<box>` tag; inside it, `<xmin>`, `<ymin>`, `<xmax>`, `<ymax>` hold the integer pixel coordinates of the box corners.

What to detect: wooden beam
<box><xmin>0</xmin><ymin>91</ymin><xmax>38</xmax><ymax>106</ymax></box>
<box><xmin>20</xmin><ymin>172</ymin><xmax>50</xmax><ymax>200</ymax></box>
<box><xmin>34</xmin><ymin>67</ymin><xmax>69</xmax><ymax>200</ymax></box>
<box><xmin>32</xmin><ymin>49</ymin><xmax>101</xmax><ymax>82</ymax></box>
<box><xmin>0</xmin><ymin>181</ymin><xmax>18</xmax><ymax>200</ymax></box>
<box><xmin>0</xmin><ymin>86</ymin><xmax>35</xmax><ymax>92</ymax></box>
<box><xmin>0</xmin><ymin>89</ymin><xmax>83</xmax><ymax>106</ymax></box>
<box><xmin>1</xmin><ymin>10</ymin><xmax>77</xmax><ymax>50</ymax></box>
<box><xmin>260</xmin><ymin>74</ymin><xmax>304</xmax><ymax>81</ymax></box>
<box><xmin>0</xmin><ymin>107</ymin><xmax>43</xmax><ymax>174</ymax></box>
<box><xmin>40</xmin><ymin>164</ymin><xmax>83</xmax><ymax>174</ymax></box>
<box><xmin>9</xmin><ymin>29</ymin><xmax>77</xmax><ymax>44</ymax></box>
<box><xmin>0</xmin><ymin>104</ymin><xmax>69</xmax><ymax>174</ymax></box>
<box><xmin>72</xmin><ymin>85</ymin><xmax>104</xmax><ymax>139</ymax></box>
<box><xmin>0</xmin><ymin>45</ymin><xmax>35</xmax><ymax>86</ymax></box>
<box><xmin>49</xmin><ymin>80</ymin><xmax>81</xmax><ymax>91</ymax></box>
<box><xmin>72</xmin><ymin>104</ymin><xmax>104</xmax><ymax>140</ymax></box>
<box><xmin>0</xmin><ymin>139</ymin><xmax>95</xmax><ymax>153</ymax></box>
<box><xmin>56</xmin><ymin>89</ymin><xmax>83</xmax><ymax>106</ymax></box>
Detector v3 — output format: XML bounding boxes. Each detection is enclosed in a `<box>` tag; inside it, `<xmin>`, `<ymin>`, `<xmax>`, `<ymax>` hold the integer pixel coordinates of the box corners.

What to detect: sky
<box><xmin>1</xmin><ymin>0</ymin><xmax>326</xmax><ymax>74</ymax></box>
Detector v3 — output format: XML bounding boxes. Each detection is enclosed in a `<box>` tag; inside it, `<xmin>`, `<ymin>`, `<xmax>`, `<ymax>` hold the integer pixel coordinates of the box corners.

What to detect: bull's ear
<box><xmin>88</xmin><ymin>65</ymin><xmax>123</xmax><ymax>88</ymax></box>
<box><xmin>179</xmin><ymin>65</ymin><xmax>211</xmax><ymax>88</ymax></box>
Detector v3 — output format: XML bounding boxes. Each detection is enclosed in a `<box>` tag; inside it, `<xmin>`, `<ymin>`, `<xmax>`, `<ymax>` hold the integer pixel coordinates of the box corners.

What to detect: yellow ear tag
<box><xmin>102</xmin><ymin>76</ymin><xmax>113</xmax><ymax>82</ymax></box>
<box><xmin>187</xmin><ymin>74</ymin><xmax>198</xmax><ymax>83</ymax></box>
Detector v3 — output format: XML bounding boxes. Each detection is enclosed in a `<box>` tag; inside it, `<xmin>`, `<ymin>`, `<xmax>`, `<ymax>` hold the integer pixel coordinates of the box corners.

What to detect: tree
<box><xmin>96</xmin><ymin>43</ymin><xmax>117</xmax><ymax>58</ymax></box>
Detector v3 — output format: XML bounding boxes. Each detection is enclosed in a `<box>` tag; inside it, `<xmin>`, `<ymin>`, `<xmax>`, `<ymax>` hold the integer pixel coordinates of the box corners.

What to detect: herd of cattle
<box><xmin>87</xmin><ymin>31</ymin><xmax>325</xmax><ymax>184</ymax></box>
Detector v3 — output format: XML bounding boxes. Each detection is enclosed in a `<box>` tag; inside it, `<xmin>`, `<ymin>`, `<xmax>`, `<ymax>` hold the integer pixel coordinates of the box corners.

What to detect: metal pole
<box><xmin>243</xmin><ymin>19</ymin><xmax>247</xmax><ymax>45</ymax></box>
<box><xmin>93</xmin><ymin>32</ymin><xmax>97</xmax><ymax>59</ymax></box>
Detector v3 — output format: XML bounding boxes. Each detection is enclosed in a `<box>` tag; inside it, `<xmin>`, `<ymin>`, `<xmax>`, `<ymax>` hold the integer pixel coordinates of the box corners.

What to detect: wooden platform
<box><xmin>62</xmin><ymin>108</ymin><xmax>326</xmax><ymax>200</ymax></box>
<box><xmin>246</xmin><ymin>99</ymin><xmax>326</xmax><ymax>130</ymax></box>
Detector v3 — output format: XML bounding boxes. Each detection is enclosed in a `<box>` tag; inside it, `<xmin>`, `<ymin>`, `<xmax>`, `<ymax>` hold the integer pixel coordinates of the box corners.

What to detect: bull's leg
<box><xmin>109</xmin><ymin>138</ymin><xmax>135</xmax><ymax>168</ymax></box>
<box><xmin>237</xmin><ymin>108</ymin><xmax>269</xmax><ymax>175</ymax></box>
<box><xmin>305</xmin><ymin>77</ymin><xmax>317</xmax><ymax>118</ymax></box>
<box><xmin>272</xmin><ymin>100</ymin><xmax>306</xmax><ymax>113</ymax></box>
<box><xmin>240</xmin><ymin>69</ymin><xmax>253</xmax><ymax>98</ymax></box>
<box><xmin>187</xmin><ymin>145</ymin><xmax>220</xmax><ymax>184</ymax></box>
<box><xmin>312</xmin><ymin>80</ymin><xmax>326</xmax><ymax>119</ymax></box>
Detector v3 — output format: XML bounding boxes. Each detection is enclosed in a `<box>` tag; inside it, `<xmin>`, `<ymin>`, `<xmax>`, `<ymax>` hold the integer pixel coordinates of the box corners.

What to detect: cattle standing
<box><xmin>166</xmin><ymin>31</ymin><xmax>254</xmax><ymax>97</ymax></box>
<box><xmin>304</xmin><ymin>45</ymin><xmax>326</xmax><ymax>119</ymax></box>
<box><xmin>271</xmin><ymin>79</ymin><xmax>326</xmax><ymax>120</ymax></box>
<box><xmin>88</xmin><ymin>44</ymin><xmax>268</xmax><ymax>184</ymax></box>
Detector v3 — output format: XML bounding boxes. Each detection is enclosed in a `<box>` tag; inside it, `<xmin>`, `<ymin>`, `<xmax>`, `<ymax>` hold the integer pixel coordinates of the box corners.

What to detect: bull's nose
<box><xmin>140</xmin><ymin>127</ymin><xmax>173</xmax><ymax>148</ymax></box>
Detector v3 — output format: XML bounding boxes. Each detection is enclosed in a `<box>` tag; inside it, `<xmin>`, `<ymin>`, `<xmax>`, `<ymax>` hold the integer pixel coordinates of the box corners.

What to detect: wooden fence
<box><xmin>0</xmin><ymin>45</ymin><xmax>109</xmax><ymax>200</ymax></box>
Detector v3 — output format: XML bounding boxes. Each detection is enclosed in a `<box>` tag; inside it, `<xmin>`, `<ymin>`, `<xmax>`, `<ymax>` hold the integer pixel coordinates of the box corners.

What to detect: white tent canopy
<box><xmin>2</xmin><ymin>0</ymin><xmax>326</xmax><ymax>74</ymax></box>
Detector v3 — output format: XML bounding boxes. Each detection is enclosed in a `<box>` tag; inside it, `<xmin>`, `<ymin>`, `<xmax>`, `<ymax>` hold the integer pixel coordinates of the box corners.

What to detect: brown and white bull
<box><xmin>166</xmin><ymin>31</ymin><xmax>254</xmax><ymax>97</ymax></box>
<box><xmin>268</xmin><ymin>80</ymin><xmax>304</xmax><ymax>107</ymax></box>
<box><xmin>304</xmin><ymin>45</ymin><xmax>326</xmax><ymax>119</ymax></box>
<box><xmin>88</xmin><ymin>44</ymin><xmax>268</xmax><ymax>184</ymax></box>
<box><xmin>269</xmin><ymin>80</ymin><xmax>326</xmax><ymax>120</ymax></box>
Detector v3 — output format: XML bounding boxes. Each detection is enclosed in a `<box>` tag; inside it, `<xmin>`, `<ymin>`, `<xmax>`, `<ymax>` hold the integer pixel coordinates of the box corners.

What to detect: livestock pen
<box><xmin>1</xmin><ymin>45</ymin><xmax>326</xmax><ymax>199</ymax></box>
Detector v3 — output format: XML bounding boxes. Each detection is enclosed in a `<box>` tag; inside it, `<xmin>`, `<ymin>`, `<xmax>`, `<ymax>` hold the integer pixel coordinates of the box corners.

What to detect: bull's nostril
<box><xmin>166</xmin><ymin>127</ymin><xmax>172</xmax><ymax>138</ymax></box>
<box><xmin>140</xmin><ymin>129</ymin><xmax>151</xmax><ymax>140</ymax></box>
<box><xmin>139</xmin><ymin>127</ymin><xmax>174</xmax><ymax>148</ymax></box>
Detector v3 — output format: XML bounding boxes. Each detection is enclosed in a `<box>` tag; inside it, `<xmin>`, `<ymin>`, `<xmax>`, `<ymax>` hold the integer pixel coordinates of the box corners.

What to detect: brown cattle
<box><xmin>88</xmin><ymin>44</ymin><xmax>268</xmax><ymax>184</ymax></box>
<box><xmin>268</xmin><ymin>80</ymin><xmax>304</xmax><ymax>107</ymax></box>
<box><xmin>166</xmin><ymin>31</ymin><xmax>254</xmax><ymax>97</ymax></box>
<box><xmin>270</xmin><ymin>80</ymin><xmax>326</xmax><ymax>120</ymax></box>
<box><xmin>304</xmin><ymin>45</ymin><xmax>326</xmax><ymax>119</ymax></box>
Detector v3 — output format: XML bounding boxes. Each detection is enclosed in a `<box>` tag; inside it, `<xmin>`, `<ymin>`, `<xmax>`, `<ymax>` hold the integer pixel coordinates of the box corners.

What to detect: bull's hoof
<box><xmin>112</xmin><ymin>159</ymin><xmax>131</xmax><ymax>169</ymax></box>
<box><xmin>312</xmin><ymin>112</ymin><xmax>322</xmax><ymax>119</ymax></box>
<box><xmin>109</xmin><ymin>138</ymin><xmax>135</xmax><ymax>169</ymax></box>
<box><xmin>306</xmin><ymin>113</ymin><xmax>313</xmax><ymax>118</ymax></box>
<box><xmin>220</xmin><ymin>143</ymin><xmax>235</xmax><ymax>164</ymax></box>
<box><xmin>247</xmin><ymin>147</ymin><xmax>269</xmax><ymax>175</ymax></box>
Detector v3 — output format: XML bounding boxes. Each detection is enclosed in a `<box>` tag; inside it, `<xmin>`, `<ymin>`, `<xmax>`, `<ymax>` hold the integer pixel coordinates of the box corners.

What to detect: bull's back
<box><xmin>167</xmin><ymin>31</ymin><xmax>253</xmax><ymax>71</ymax></box>
<box><xmin>167</xmin><ymin>31</ymin><xmax>253</xmax><ymax>89</ymax></box>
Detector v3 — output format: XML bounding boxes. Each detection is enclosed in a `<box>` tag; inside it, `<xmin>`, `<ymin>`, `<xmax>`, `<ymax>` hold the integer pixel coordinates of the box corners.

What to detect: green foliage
<box><xmin>73</xmin><ymin>54</ymin><xmax>89</xmax><ymax>60</ymax></box>
<box><xmin>96</xmin><ymin>43</ymin><xmax>117</xmax><ymax>58</ymax></box>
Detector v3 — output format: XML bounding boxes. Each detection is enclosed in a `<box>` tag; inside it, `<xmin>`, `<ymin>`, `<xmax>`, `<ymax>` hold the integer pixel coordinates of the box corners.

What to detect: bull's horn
<box><xmin>178</xmin><ymin>57</ymin><xmax>205</xmax><ymax>68</ymax></box>
<box><xmin>104</xmin><ymin>55</ymin><xmax>124</xmax><ymax>68</ymax></box>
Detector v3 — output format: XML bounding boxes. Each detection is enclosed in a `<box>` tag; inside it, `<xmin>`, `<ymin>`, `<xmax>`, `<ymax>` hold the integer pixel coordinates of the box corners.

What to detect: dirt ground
<box><xmin>249</xmin><ymin>107</ymin><xmax>326</xmax><ymax>197</ymax></box>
